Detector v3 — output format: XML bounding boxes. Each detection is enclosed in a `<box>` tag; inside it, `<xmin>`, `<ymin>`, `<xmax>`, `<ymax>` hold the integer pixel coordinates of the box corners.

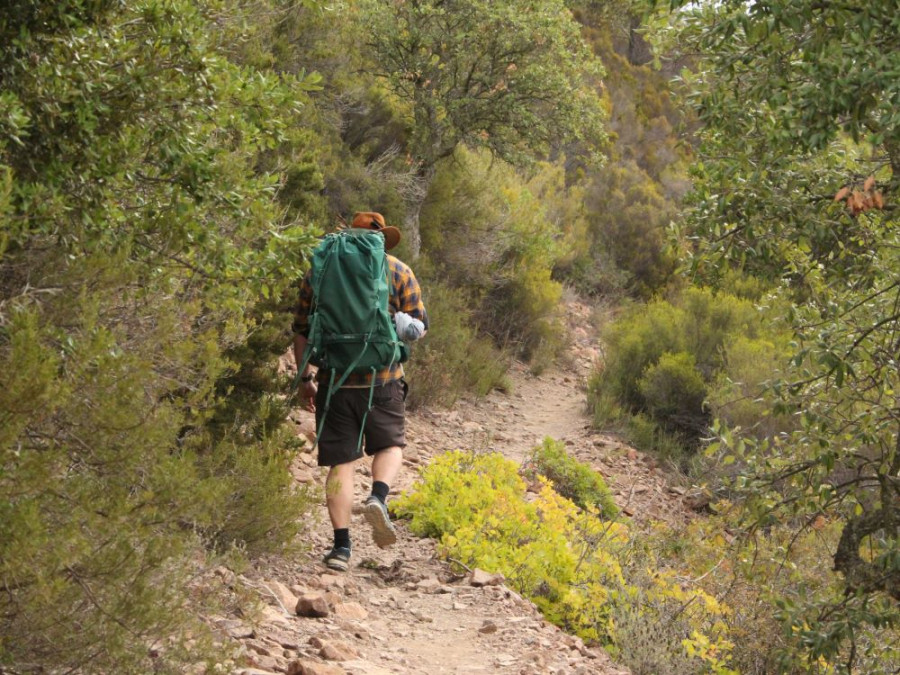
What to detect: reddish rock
<box><xmin>319</xmin><ymin>639</ymin><xmax>358</xmax><ymax>661</ymax></box>
<box><xmin>295</xmin><ymin>592</ymin><xmax>330</xmax><ymax>618</ymax></box>
<box><xmin>287</xmin><ymin>661</ymin><xmax>347</xmax><ymax>675</ymax></box>
<box><xmin>470</xmin><ymin>568</ymin><xmax>504</xmax><ymax>587</ymax></box>
<box><xmin>333</xmin><ymin>601</ymin><xmax>368</xmax><ymax>621</ymax></box>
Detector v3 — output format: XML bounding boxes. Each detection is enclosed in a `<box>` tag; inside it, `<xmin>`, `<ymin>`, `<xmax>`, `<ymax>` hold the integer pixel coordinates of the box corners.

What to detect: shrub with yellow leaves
<box><xmin>393</xmin><ymin>449</ymin><xmax>736</xmax><ymax>673</ymax></box>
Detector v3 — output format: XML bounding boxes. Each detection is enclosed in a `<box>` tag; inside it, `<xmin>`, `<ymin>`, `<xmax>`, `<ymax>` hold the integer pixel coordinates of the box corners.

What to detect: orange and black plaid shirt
<box><xmin>292</xmin><ymin>254</ymin><xmax>428</xmax><ymax>387</ymax></box>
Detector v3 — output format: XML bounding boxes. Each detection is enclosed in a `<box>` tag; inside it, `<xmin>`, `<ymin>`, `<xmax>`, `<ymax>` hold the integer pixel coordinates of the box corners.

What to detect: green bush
<box><xmin>706</xmin><ymin>335</ymin><xmax>796</xmax><ymax>442</ymax></box>
<box><xmin>589</xmin><ymin>287</ymin><xmax>769</xmax><ymax>448</ymax></box>
<box><xmin>0</xmin><ymin>2</ymin><xmax>322</xmax><ymax>671</ymax></box>
<box><xmin>405</xmin><ymin>276</ymin><xmax>510</xmax><ymax>409</ymax></box>
<box><xmin>638</xmin><ymin>351</ymin><xmax>708</xmax><ymax>439</ymax></box>
<box><xmin>581</xmin><ymin>163</ymin><xmax>679</xmax><ymax>299</ymax></box>
<box><xmin>420</xmin><ymin>148</ymin><xmax>570</xmax><ymax>366</ymax></box>
<box><xmin>393</xmin><ymin>450</ymin><xmax>737</xmax><ymax>673</ymax></box>
<box><xmin>196</xmin><ymin>430</ymin><xmax>318</xmax><ymax>556</ymax></box>
<box><xmin>624</xmin><ymin>413</ymin><xmax>691</xmax><ymax>467</ymax></box>
<box><xmin>526</xmin><ymin>437</ymin><xmax>619</xmax><ymax>520</ymax></box>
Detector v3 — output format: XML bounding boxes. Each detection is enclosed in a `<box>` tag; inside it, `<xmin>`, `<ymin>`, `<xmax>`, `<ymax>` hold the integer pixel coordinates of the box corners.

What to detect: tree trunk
<box><xmin>403</xmin><ymin>209</ymin><xmax>423</xmax><ymax>261</ymax></box>
<box><xmin>401</xmin><ymin>163</ymin><xmax>436</xmax><ymax>261</ymax></box>
<box><xmin>834</xmin><ymin>506</ymin><xmax>900</xmax><ymax>600</ymax></box>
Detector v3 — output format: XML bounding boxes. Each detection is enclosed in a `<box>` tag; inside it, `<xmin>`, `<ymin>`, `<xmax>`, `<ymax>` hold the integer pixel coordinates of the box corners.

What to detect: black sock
<box><xmin>371</xmin><ymin>481</ymin><xmax>390</xmax><ymax>504</ymax></box>
<box><xmin>333</xmin><ymin>528</ymin><xmax>351</xmax><ymax>550</ymax></box>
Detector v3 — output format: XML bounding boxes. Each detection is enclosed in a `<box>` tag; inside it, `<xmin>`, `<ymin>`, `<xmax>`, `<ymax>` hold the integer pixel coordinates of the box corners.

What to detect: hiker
<box><xmin>292</xmin><ymin>212</ymin><xmax>428</xmax><ymax>572</ymax></box>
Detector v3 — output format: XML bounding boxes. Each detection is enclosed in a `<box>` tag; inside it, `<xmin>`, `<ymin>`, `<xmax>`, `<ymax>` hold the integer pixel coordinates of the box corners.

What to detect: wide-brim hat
<box><xmin>350</xmin><ymin>211</ymin><xmax>401</xmax><ymax>251</ymax></box>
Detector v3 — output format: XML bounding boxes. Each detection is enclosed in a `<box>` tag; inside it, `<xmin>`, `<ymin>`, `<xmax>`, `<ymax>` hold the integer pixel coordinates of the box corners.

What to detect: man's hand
<box><xmin>293</xmin><ymin>333</ymin><xmax>317</xmax><ymax>411</ymax></box>
<box><xmin>298</xmin><ymin>379</ymin><xmax>317</xmax><ymax>412</ymax></box>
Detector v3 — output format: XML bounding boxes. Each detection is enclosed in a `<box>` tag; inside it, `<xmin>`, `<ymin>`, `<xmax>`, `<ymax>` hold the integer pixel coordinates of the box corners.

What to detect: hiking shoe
<box><xmin>322</xmin><ymin>546</ymin><xmax>351</xmax><ymax>572</ymax></box>
<box><xmin>364</xmin><ymin>496</ymin><xmax>397</xmax><ymax>548</ymax></box>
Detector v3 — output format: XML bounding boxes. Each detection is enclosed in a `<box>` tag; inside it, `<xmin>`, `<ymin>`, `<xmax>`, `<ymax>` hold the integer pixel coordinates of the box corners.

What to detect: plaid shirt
<box><xmin>292</xmin><ymin>254</ymin><xmax>428</xmax><ymax>387</ymax></box>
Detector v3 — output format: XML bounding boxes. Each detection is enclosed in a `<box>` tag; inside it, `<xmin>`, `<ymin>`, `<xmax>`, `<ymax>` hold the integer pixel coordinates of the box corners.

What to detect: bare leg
<box><xmin>325</xmin><ymin>461</ymin><xmax>356</xmax><ymax>529</ymax></box>
<box><xmin>371</xmin><ymin>446</ymin><xmax>403</xmax><ymax>488</ymax></box>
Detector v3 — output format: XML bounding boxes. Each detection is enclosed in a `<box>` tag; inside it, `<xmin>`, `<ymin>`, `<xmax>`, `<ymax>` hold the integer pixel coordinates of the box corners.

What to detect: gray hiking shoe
<box><xmin>323</xmin><ymin>546</ymin><xmax>351</xmax><ymax>572</ymax></box>
<box><xmin>364</xmin><ymin>496</ymin><xmax>397</xmax><ymax>548</ymax></box>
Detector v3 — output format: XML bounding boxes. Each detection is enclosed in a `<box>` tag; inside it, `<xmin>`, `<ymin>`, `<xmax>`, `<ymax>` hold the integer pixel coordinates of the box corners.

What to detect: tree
<box><xmin>355</xmin><ymin>0</ymin><xmax>607</xmax><ymax>257</ymax></box>
<box><xmin>0</xmin><ymin>1</ymin><xmax>323</xmax><ymax>670</ymax></box>
<box><xmin>665</xmin><ymin>0</ymin><xmax>900</xmax><ymax>669</ymax></box>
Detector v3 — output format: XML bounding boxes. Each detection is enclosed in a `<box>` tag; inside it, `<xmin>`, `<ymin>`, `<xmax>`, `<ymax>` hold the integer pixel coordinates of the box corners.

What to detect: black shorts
<box><xmin>315</xmin><ymin>379</ymin><xmax>407</xmax><ymax>467</ymax></box>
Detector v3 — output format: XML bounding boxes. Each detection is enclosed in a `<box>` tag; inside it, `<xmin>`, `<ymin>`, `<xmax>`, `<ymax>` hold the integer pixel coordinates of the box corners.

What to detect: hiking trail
<box><xmin>208</xmin><ymin>297</ymin><xmax>697</xmax><ymax>675</ymax></box>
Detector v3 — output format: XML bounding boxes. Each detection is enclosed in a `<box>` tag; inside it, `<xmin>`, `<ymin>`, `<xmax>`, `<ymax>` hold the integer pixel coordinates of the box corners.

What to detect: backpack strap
<box><xmin>312</xmin><ymin>366</ymin><xmax>377</xmax><ymax>454</ymax></box>
<box><xmin>311</xmin><ymin>369</ymin><xmax>338</xmax><ymax>451</ymax></box>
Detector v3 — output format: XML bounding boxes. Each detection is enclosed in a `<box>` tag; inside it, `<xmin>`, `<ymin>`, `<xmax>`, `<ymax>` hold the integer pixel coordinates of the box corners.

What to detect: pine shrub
<box><xmin>0</xmin><ymin>2</ymin><xmax>322</xmax><ymax>670</ymax></box>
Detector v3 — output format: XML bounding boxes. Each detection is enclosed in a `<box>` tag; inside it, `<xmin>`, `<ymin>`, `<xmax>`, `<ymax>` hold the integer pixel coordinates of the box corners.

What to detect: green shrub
<box><xmin>581</xmin><ymin>163</ymin><xmax>679</xmax><ymax>299</ymax></box>
<box><xmin>420</xmin><ymin>148</ymin><xmax>570</xmax><ymax>366</ymax></box>
<box><xmin>624</xmin><ymin>413</ymin><xmax>692</xmax><ymax>467</ymax></box>
<box><xmin>404</xmin><ymin>277</ymin><xmax>510</xmax><ymax>409</ymax></box>
<box><xmin>589</xmin><ymin>287</ymin><xmax>772</xmax><ymax>449</ymax></box>
<box><xmin>393</xmin><ymin>450</ymin><xmax>737</xmax><ymax>673</ymax></box>
<box><xmin>588</xmin><ymin>385</ymin><xmax>627</xmax><ymax>428</ymax></box>
<box><xmin>526</xmin><ymin>437</ymin><xmax>619</xmax><ymax>520</ymax></box>
<box><xmin>486</xmin><ymin>264</ymin><xmax>566</xmax><ymax>368</ymax></box>
<box><xmin>707</xmin><ymin>335</ymin><xmax>796</xmax><ymax>442</ymax></box>
<box><xmin>0</xmin><ymin>2</ymin><xmax>323</xmax><ymax>671</ymax></box>
<box><xmin>196</xmin><ymin>430</ymin><xmax>318</xmax><ymax>556</ymax></box>
<box><xmin>638</xmin><ymin>351</ymin><xmax>708</xmax><ymax>440</ymax></box>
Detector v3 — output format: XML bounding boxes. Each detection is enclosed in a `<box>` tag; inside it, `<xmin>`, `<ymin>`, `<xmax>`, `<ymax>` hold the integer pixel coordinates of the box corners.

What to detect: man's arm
<box><xmin>293</xmin><ymin>334</ymin><xmax>317</xmax><ymax>412</ymax></box>
<box><xmin>390</xmin><ymin>257</ymin><xmax>428</xmax><ymax>334</ymax></box>
<box><xmin>292</xmin><ymin>272</ymin><xmax>317</xmax><ymax>411</ymax></box>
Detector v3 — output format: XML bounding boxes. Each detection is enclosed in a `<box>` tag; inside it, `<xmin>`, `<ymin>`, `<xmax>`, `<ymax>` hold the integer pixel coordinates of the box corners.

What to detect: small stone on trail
<box><xmin>319</xmin><ymin>640</ymin><xmax>359</xmax><ymax>661</ymax></box>
<box><xmin>296</xmin><ymin>592</ymin><xmax>330</xmax><ymax>618</ymax></box>
<box><xmin>317</xmin><ymin>573</ymin><xmax>345</xmax><ymax>589</ymax></box>
<box><xmin>415</xmin><ymin>576</ymin><xmax>442</xmax><ymax>592</ymax></box>
<box><xmin>287</xmin><ymin>660</ymin><xmax>347</xmax><ymax>675</ymax></box>
<box><xmin>333</xmin><ymin>601</ymin><xmax>368</xmax><ymax>621</ymax></box>
<box><xmin>469</xmin><ymin>568</ymin><xmax>504</xmax><ymax>587</ymax></box>
<box><xmin>263</xmin><ymin>579</ymin><xmax>298</xmax><ymax>612</ymax></box>
<box><xmin>479</xmin><ymin>620</ymin><xmax>499</xmax><ymax>634</ymax></box>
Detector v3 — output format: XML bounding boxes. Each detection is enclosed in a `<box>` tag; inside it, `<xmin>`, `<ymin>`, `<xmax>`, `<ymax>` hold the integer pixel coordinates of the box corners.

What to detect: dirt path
<box><xmin>212</xmin><ymin>300</ymin><xmax>696</xmax><ymax>675</ymax></box>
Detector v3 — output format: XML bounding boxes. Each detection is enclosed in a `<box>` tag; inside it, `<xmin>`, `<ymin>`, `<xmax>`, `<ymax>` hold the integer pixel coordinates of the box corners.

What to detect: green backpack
<box><xmin>294</xmin><ymin>229</ymin><xmax>408</xmax><ymax>447</ymax></box>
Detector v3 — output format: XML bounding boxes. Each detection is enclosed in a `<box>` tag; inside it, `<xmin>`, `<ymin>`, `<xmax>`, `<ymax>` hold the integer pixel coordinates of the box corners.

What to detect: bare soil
<box><xmin>211</xmin><ymin>299</ymin><xmax>698</xmax><ymax>675</ymax></box>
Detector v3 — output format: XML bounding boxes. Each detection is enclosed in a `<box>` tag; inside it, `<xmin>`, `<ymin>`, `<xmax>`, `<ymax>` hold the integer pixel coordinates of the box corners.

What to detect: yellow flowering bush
<box><xmin>393</xmin><ymin>449</ymin><xmax>736</xmax><ymax>672</ymax></box>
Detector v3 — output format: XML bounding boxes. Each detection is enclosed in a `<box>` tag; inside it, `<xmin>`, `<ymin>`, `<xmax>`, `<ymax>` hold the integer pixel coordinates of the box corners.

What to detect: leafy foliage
<box><xmin>404</xmin><ymin>276</ymin><xmax>510</xmax><ymax>409</ymax></box>
<box><xmin>526</xmin><ymin>437</ymin><xmax>619</xmax><ymax>520</ymax></box>
<box><xmin>561</xmin><ymin>3</ymin><xmax>690</xmax><ymax>299</ymax></box>
<box><xmin>588</xmin><ymin>287</ymin><xmax>783</xmax><ymax>454</ymax></box>
<box><xmin>394</xmin><ymin>449</ymin><xmax>736</xmax><ymax>674</ymax></box>
<box><xmin>0</xmin><ymin>1</ymin><xmax>322</xmax><ymax>670</ymax></box>
<box><xmin>355</xmin><ymin>0</ymin><xmax>608</xmax><ymax>255</ymax></box>
<box><xmin>421</xmin><ymin>148</ymin><xmax>569</xmax><ymax>364</ymax></box>
<box><xmin>662</xmin><ymin>0</ymin><xmax>900</xmax><ymax>668</ymax></box>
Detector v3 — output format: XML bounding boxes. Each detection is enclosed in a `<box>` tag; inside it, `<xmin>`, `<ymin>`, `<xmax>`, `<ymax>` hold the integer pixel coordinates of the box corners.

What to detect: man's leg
<box><xmin>362</xmin><ymin>380</ymin><xmax>406</xmax><ymax>548</ymax></box>
<box><xmin>364</xmin><ymin>446</ymin><xmax>402</xmax><ymax>548</ymax></box>
<box><xmin>371</xmin><ymin>445</ymin><xmax>403</xmax><ymax>489</ymax></box>
<box><xmin>325</xmin><ymin>461</ymin><xmax>356</xmax><ymax>529</ymax></box>
<box><xmin>322</xmin><ymin>461</ymin><xmax>355</xmax><ymax>571</ymax></box>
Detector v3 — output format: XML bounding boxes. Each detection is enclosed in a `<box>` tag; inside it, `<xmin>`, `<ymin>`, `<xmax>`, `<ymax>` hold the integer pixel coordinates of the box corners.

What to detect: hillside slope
<box><xmin>209</xmin><ymin>300</ymin><xmax>696</xmax><ymax>675</ymax></box>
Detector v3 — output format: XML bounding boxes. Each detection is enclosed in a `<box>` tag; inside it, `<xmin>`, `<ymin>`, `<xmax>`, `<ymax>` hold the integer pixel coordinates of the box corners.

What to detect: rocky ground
<box><xmin>204</xmin><ymin>300</ymin><xmax>699</xmax><ymax>675</ymax></box>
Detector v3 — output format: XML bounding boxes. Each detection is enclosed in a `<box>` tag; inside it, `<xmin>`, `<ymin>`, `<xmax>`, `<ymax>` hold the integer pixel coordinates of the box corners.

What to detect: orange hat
<box><xmin>350</xmin><ymin>211</ymin><xmax>401</xmax><ymax>250</ymax></box>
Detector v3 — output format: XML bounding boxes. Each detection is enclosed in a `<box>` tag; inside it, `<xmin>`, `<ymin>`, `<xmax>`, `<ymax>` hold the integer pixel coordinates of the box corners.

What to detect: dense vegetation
<box><xmin>2</xmin><ymin>0</ymin><xmax>897</xmax><ymax>672</ymax></box>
